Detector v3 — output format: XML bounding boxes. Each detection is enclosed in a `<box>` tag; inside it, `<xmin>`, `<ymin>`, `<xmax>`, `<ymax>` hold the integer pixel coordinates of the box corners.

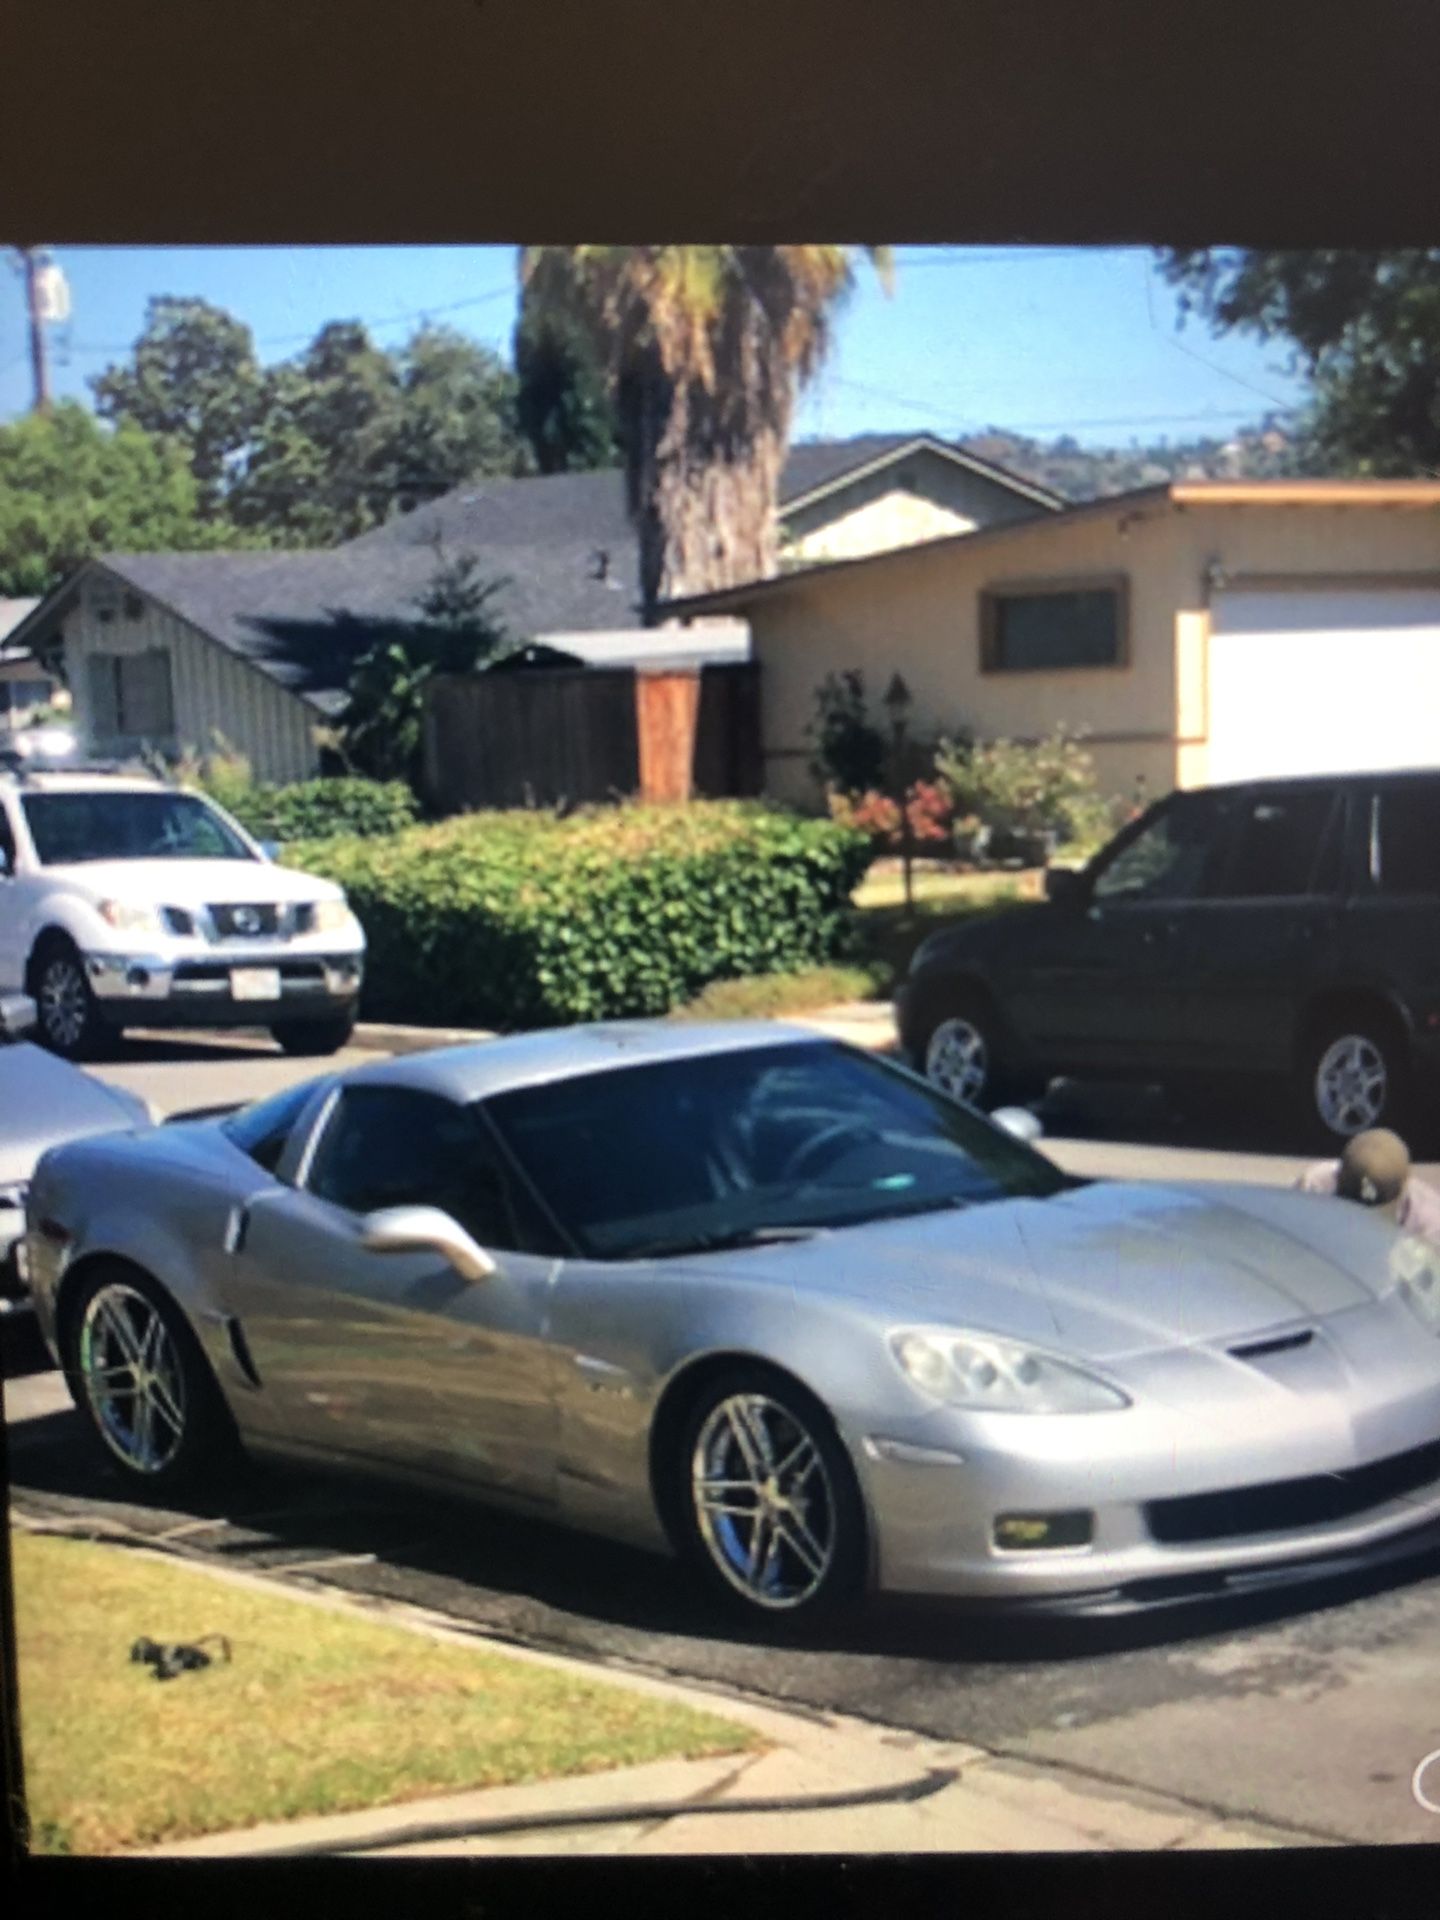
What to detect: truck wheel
<box><xmin>30</xmin><ymin>935</ymin><xmax>109</xmax><ymax>1061</ymax></box>
<box><xmin>1298</xmin><ymin>1012</ymin><xmax>1410</xmax><ymax>1151</ymax></box>
<box><xmin>273</xmin><ymin>1015</ymin><xmax>357</xmax><ymax>1057</ymax></box>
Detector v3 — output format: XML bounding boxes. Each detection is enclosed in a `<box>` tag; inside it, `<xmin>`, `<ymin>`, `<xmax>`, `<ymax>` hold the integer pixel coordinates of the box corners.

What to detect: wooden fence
<box><xmin>422</xmin><ymin>662</ymin><xmax>762</xmax><ymax>815</ymax></box>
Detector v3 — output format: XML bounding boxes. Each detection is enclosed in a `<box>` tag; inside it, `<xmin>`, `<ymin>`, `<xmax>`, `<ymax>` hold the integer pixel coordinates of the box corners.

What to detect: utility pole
<box><xmin>13</xmin><ymin>246</ymin><xmax>59</xmax><ymax>413</ymax></box>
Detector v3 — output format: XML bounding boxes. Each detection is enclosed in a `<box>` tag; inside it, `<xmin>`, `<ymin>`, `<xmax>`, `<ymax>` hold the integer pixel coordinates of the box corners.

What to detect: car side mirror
<box><xmin>360</xmin><ymin>1204</ymin><xmax>497</xmax><ymax>1282</ymax></box>
<box><xmin>0</xmin><ymin>991</ymin><xmax>37</xmax><ymax>1040</ymax></box>
<box><xmin>1044</xmin><ymin>867</ymin><xmax>1084</xmax><ymax>907</ymax></box>
<box><xmin>992</xmin><ymin>1106</ymin><xmax>1044</xmax><ymax>1144</ymax></box>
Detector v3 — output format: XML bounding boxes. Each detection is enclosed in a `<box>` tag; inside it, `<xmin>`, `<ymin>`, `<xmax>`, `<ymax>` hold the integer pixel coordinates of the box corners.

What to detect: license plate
<box><xmin>231</xmin><ymin>967</ymin><xmax>282</xmax><ymax>1002</ymax></box>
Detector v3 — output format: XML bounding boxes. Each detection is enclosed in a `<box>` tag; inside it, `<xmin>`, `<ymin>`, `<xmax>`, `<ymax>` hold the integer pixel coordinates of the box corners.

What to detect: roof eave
<box><xmin>780</xmin><ymin>433</ymin><xmax>1065</xmax><ymax>516</ymax></box>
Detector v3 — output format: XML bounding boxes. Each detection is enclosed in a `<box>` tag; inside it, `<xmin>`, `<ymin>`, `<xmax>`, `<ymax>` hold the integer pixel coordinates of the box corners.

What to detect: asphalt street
<box><xmin>9</xmin><ymin>1029</ymin><xmax>1440</xmax><ymax>1847</ymax></box>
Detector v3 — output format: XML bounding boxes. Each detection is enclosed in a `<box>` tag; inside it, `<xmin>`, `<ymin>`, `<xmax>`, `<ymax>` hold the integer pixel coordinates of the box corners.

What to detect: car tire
<box><xmin>1297</xmin><ymin>1011</ymin><xmax>1411</xmax><ymax>1152</ymax></box>
<box><xmin>29</xmin><ymin>934</ymin><xmax>109</xmax><ymax>1062</ymax></box>
<box><xmin>672</xmin><ymin>1364</ymin><xmax>866</xmax><ymax>1627</ymax></box>
<box><xmin>912</xmin><ymin>991</ymin><xmax>1017</xmax><ymax>1110</ymax></box>
<box><xmin>60</xmin><ymin>1263</ymin><xmax>240</xmax><ymax>1499</ymax></box>
<box><xmin>272</xmin><ymin>1015</ymin><xmax>357</xmax><ymax>1057</ymax></box>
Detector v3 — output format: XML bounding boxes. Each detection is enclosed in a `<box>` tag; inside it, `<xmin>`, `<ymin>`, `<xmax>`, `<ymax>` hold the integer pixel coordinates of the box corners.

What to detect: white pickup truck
<box><xmin>0</xmin><ymin>765</ymin><xmax>366</xmax><ymax>1060</ymax></box>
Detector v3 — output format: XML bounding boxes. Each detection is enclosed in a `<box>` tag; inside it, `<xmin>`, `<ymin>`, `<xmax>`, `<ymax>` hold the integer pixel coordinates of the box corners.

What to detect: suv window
<box><xmin>21</xmin><ymin>789</ymin><xmax>252</xmax><ymax>866</ymax></box>
<box><xmin>1214</xmin><ymin>789</ymin><xmax>1339</xmax><ymax>899</ymax></box>
<box><xmin>1091</xmin><ymin>793</ymin><xmax>1232</xmax><ymax>905</ymax></box>
<box><xmin>306</xmin><ymin>1085</ymin><xmax>551</xmax><ymax>1254</ymax></box>
<box><xmin>0</xmin><ymin>802</ymin><xmax>15</xmax><ymax>875</ymax></box>
<box><xmin>223</xmin><ymin>1077</ymin><xmax>335</xmax><ymax>1176</ymax></box>
<box><xmin>1376</xmin><ymin>783</ymin><xmax>1440</xmax><ymax>896</ymax></box>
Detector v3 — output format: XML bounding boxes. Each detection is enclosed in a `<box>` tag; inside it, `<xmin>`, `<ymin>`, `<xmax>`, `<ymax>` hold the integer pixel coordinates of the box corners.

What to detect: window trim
<box><xmin>979</xmin><ymin>573</ymin><xmax>1130</xmax><ymax>676</ymax></box>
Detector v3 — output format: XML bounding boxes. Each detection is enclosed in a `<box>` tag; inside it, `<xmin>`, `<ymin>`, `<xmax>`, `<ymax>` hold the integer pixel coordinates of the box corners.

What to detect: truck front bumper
<box><xmin>83</xmin><ymin>950</ymin><xmax>363</xmax><ymax>1027</ymax></box>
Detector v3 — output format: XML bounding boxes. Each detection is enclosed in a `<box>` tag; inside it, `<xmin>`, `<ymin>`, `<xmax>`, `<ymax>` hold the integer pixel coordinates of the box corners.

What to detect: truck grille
<box><xmin>1146</xmin><ymin>1439</ymin><xmax>1440</xmax><ymax>1544</ymax></box>
<box><xmin>208</xmin><ymin>904</ymin><xmax>282</xmax><ymax>939</ymax></box>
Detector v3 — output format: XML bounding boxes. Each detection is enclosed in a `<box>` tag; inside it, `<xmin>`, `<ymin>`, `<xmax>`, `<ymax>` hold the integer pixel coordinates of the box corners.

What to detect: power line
<box><xmin>826</xmin><ymin>375</ymin><xmax>1291</xmax><ymax>436</ymax></box>
<box><xmin>889</xmin><ymin>246</ymin><xmax>1143</xmax><ymax>268</ymax></box>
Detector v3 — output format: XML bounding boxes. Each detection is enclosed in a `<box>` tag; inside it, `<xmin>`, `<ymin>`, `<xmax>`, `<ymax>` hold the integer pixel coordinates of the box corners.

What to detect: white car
<box><xmin>0</xmin><ymin>766</ymin><xmax>366</xmax><ymax>1060</ymax></box>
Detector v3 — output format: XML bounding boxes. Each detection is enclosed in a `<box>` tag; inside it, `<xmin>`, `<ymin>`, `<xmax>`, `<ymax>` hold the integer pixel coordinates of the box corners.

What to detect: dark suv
<box><xmin>895</xmin><ymin>770</ymin><xmax>1440</xmax><ymax>1148</ymax></box>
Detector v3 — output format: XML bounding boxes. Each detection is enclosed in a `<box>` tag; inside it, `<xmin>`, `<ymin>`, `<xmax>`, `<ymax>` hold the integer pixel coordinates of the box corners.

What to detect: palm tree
<box><xmin>518</xmin><ymin>246</ymin><xmax>893</xmax><ymax>621</ymax></box>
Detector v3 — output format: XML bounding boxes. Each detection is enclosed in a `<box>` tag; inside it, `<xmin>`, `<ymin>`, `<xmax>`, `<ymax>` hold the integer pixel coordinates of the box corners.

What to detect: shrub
<box><xmin>829</xmin><ymin>778</ymin><xmax>964</xmax><ymax>853</ymax></box>
<box><xmin>935</xmin><ymin>725</ymin><xmax>1104</xmax><ymax>845</ymax></box>
<box><xmin>287</xmin><ymin>801</ymin><xmax>872</xmax><ymax>1029</ymax></box>
<box><xmin>223</xmin><ymin>778</ymin><xmax>420</xmax><ymax>845</ymax></box>
<box><xmin>806</xmin><ymin>670</ymin><xmax>888</xmax><ymax>796</ymax></box>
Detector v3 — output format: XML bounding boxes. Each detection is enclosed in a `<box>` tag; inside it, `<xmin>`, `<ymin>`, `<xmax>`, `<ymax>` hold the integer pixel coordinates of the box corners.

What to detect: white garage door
<box><xmin>1208</xmin><ymin>585</ymin><xmax>1440</xmax><ymax>784</ymax></box>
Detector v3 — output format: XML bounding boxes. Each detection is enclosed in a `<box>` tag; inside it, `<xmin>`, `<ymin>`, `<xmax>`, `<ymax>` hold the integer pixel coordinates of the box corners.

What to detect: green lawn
<box><xmin>15</xmin><ymin>1532</ymin><xmax>758</xmax><ymax>1856</ymax></box>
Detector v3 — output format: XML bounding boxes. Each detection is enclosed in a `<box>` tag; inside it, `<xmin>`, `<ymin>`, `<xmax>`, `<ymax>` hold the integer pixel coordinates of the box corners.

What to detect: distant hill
<box><xmin>955</xmin><ymin>416</ymin><xmax>1303</xmax><ymax>502</ymax></box>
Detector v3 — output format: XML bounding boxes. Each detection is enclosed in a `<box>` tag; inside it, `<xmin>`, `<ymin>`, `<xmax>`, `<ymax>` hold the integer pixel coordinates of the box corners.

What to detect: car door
<box><xmin>1162</xmin><ymin>783</ymin><xmax>1347</xmax><ymax>1075</ymax></box>
<box><xmin>1003</xmin><ymin>790</ymin><xmax>1238</xmax><ymax>1071</ymax></box>
<box><xmin>220</xmin><ymin>1082</ymin><xmax>562</xmax><ymax>1504</ymax></box>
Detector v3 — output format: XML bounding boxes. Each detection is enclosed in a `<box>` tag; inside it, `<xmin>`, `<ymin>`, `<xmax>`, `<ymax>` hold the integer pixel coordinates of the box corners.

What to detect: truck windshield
<box><xmin>22</xmin><ymin>791</ymin><xmax>254</xmax><ymax>865</ymax></box>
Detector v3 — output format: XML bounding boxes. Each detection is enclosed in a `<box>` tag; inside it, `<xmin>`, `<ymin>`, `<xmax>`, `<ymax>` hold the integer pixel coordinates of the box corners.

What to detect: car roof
<box><xmin>341</xmin><ymin>1021</ymin><xmax>831</xmax><ymax>1105</ymax></box>
<box><xmin>0</xmin><ymin>771</ymin><xmax>169</xmax><ymax>795</ymax></box>
<box><xmin>1196</xmin><ymin>767</ymin><xmax>1440</xmax><ymax>797</ymax></box>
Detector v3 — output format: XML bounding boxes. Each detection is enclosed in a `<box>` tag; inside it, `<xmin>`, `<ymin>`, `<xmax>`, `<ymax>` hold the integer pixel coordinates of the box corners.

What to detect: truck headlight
<box><xmin>889</xmin><ymin>1327</ymin><xmax>1130</xmax><ymax>1414</ymax></box>
<box><xmin>309</xmin><ymin>898</ymin><xmax>356</xmax><ymax>936</ymax></box>
<box><xmin>99</xmin><ymin>900</ymin><xmax>159</xmax><ymax>938</ymax></box>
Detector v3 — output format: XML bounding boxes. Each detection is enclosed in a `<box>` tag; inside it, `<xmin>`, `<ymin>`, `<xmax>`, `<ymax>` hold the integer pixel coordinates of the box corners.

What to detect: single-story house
<box><xmin>662</xmin><ymin>479</ymin><xmax>1440</xmax><ymax>808</ymax></box>
<box><xmin>0</xmin><ymin>598</ymin><xmax>53</xmax><ymax>734</ymax></box>
<box><xmin>7</xmin><ymin>433</ymin><xmax>1056</xmax><ymax>782</ymax></box>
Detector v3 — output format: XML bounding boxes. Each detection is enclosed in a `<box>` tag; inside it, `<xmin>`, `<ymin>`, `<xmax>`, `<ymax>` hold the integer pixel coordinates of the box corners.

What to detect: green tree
<box><xmin>390</xmin><ymin>325</ymin><xmax>532</xmax><ymax>503</ymax></box>
<box><xmin>1159</xmin><ymin>249</ymin><xmax>1440</xmax><ymax>474</ymax></box>
<box><xmin>90</xmin><ymin>296</ymin><xmax>266</xmax><ymax>512</ymax></box>
<box><xmin>518</xmin><ymin>247</ymin><xmax>893</xmax><ymax>619</ymax></box>
<box><xmin>342</xmin><ymin>549</ymin><xmax>511</xmax><ymax>786</ymax></box>
<box><xmin>513</xmin><ymin>303</ymin><xmax>621</xmax><ymax>473</ymax></box>
<box><xmin>0</xmin><ymin>402</ymin><xmax>241</xmax><ymax>599</ymax></box>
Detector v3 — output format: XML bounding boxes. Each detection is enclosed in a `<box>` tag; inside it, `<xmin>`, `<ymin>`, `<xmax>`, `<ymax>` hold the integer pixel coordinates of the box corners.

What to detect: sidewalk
<box><xmin>116</xmin><ymin>1543</ymin><xmax>1308</xmax><ymax>1859</ymax></box>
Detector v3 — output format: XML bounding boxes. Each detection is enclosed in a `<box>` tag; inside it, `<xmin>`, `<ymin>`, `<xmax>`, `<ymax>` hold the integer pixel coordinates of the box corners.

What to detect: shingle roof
<box><xmin>92</xmin><ymin>543</ymin><xmax>643</xmax><ymax>715</ymax></box>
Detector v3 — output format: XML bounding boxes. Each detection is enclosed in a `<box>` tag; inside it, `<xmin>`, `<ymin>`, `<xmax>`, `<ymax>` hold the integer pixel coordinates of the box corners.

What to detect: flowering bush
<box><xmin>829</xmin><ymin>778</ymin><xmax>963</xmax><ymax>851</ymax></box>
<box><xmin>935</xmin><ymin>725</ymin><xmax>1103</xmax><ymax>844</ymax></box>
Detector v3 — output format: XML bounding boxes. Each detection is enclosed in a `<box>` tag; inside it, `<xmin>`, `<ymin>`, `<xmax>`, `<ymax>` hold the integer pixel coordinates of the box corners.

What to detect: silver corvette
<box><xmin>22</xmin><ymin>1022</ymin><xmax>1440</xmax><ymax>1623</ymax></box>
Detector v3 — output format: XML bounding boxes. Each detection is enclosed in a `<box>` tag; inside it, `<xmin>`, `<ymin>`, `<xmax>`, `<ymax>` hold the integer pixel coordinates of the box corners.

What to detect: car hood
<box><xmin>678</xmin><ymin>1178</ymin><xmax>1412</xmax><ymax>1362</ymax></box>
<box><xmin>0</xmin><ymin>1044</ymin><xmax>151</xmax><ymax>1185</ymax></box>
<box><xmin>44</xmin><ymin>859</ymin><xmax>344</xmax><ymax>909</ymax></box>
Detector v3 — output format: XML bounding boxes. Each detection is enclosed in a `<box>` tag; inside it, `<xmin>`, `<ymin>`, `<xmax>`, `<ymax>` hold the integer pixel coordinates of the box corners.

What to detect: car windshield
<box><xmin>484</xmin><ymin>1039</ymin><xmax>1066</xmax><ymax>1262</ymax></box>
<box><xmin>22</xmin><ymin>790</ymin><xmax>253</xmax><ymax>865</ymax></box>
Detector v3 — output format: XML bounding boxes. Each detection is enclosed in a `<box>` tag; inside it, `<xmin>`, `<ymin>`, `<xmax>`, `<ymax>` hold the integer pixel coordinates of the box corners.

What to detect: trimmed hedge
<box><xmin>216</xmin><ymin>778</ymin><xmax>419</xmax><ymax>845</ymax></box>
<box><xmin>287</xmin><ymin>802</ymin><xmax>871</xmax><ymax>1029</ymax></box>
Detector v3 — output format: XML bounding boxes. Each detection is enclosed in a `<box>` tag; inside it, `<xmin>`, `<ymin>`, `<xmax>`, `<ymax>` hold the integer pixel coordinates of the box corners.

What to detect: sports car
<box><xmin>22</xmin><ymin>1022</ymin><xmax>1440</xmax><ymax>1623</ymax></box>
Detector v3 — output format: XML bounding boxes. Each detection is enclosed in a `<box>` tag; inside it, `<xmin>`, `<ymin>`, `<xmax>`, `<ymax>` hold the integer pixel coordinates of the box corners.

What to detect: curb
<box><xmin>353</xmin><ymin>1022</ymin><xmax>498</xmax><ymax>1054</ymax></box>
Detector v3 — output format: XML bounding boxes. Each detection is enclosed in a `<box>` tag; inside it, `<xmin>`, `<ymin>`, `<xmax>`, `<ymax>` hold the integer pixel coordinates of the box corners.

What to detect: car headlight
<box><xmin>1391</xmin><ymin>1235</ymin><xmax>1440</xmax><ymax>1333</ymax></box>
<box><xmin>889</xmin><ymin>1326</ymin><xmax>1130</xmax><ymax>1414</ymax></box>
<box><xmin>309</xmin><ymin>898</ymin><xmax>355</xmax><ymax>935</ymax></box>
<box><xmin>98</xmin><ymin>900</ymin><xmax>159</xmax><ymax>937</ymax></box>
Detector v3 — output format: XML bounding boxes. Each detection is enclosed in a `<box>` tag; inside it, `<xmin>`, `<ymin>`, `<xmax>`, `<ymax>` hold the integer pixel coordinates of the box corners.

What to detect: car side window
<box><xmin>0</xmin><ymin>803</ymin><xmax>15</xmax><ymax>874</ymax></box>
<box><xmin>1213</xmin><ymin>790</ymin><xmax>1338</xmax><ymax>899</ymax></box>
<box><xmin>1376</xmin><ymin>784</ymin><xmax>1440</xmax><ymax>896</ymax></box>
<box><xmin>223</xmin><ymin>1077</ymin><xmax>335</xmax><ymax>1176</ymax></box>
<box><xmin>306</xmin><ymin>1085</ymin><xmax>546</xmax><ymax>1254</ymax></box>
<box><xmin>1090</xmin><ymin>794</ymin><xmax>1231</xmax><ymax>905</ymax></box>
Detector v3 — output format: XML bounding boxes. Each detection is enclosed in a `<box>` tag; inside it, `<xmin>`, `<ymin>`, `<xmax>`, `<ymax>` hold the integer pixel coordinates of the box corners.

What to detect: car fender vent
<box><xmin>224</xmin><ymin>1314</ymin><xmax>262</xmax><ymax>1389</ymax></box>
<box><xmin>1228</xmin><ymin>1329</ymin><xmax>1314</xmax><ymax>1362</ymax></box>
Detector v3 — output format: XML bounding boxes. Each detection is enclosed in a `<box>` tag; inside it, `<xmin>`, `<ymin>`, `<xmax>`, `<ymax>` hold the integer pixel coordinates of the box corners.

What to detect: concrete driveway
<box><xmin>9</xmin><ymin>1027</ymin><xmax>1440</xmax><ymax>1847</ymax></box>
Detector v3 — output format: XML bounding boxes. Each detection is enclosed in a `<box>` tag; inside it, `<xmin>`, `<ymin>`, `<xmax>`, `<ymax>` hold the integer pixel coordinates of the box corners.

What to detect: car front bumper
<box><xmin>83</xmin><ymin>949</ymin><xmax>363</xmax><ymax>1027</ymax></box>
<box><xmin>855</xmin><ymin>1352</ymin><xmax>1440</xmax><ymax>1611</ymax></box>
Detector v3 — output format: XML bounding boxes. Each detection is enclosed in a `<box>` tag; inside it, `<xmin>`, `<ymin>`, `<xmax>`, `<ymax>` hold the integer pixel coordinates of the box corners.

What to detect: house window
<box><xmin>87</xmin><ymin>648</ymin><xmax>176</xmax><ymax>741</ymax></box>
<box><xmin>980</xmin><ymin>578</ymin><xmax>1127</xmax><ymax>673</ymax></box>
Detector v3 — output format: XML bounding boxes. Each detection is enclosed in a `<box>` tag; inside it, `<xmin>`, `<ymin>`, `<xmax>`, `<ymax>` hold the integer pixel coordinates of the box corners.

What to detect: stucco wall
<box><xmin>64</xmin><ymin>583</ymin><xmax>319</xmax><ymax>784</ymax></box>
<box><xmin>742</xmin><ymin>497</ymin><xmax>1440</xmax><ymax>809</ymax></box>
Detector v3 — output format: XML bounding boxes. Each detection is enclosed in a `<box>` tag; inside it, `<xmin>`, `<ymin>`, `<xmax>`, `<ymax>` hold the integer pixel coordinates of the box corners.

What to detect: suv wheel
<box><xmin>30</xmin><ymin>935</ymin><xmax>108</xmax><ymax>1061</ymax></box>
<box><xmin>1299</xmin><ymin>1013</ymin><xmax>1409</xmax><ymax>1150</ymax></box>
<box><xmin>273</xmin><ymin>1014</ymin><xmax>357</xmax><ymax>1058</ymax></box>
<box><xmin>916</xmin><ymin>994</ymin><xmax>1016</xmax><ymax>1109</ymax></box>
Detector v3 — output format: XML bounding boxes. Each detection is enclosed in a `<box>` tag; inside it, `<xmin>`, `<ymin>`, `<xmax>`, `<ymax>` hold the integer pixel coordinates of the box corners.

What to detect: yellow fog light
<box><xmin>994</xmin><ymin>1512</ymin><xmax>1093</xmax><ymax>1551</ymax></box>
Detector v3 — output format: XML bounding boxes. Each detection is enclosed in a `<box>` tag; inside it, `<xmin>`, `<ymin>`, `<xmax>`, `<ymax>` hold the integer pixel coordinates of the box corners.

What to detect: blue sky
<box><xmin>0</xmin><ymin>245</ymin><xmax>1308</xmax><ymax>446</ymax></box>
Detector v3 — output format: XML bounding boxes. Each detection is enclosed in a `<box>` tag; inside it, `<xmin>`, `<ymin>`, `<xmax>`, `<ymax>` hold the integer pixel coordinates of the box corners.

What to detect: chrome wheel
<box><xmin>925</xmin><ymin>1015</ymin><xmax>989</xmax><ymax>1105</ymax></box>
<box><xmin>1315</xmin><ymin>1033</ymin><xmax>1389</xmax><ymax>1137</ymax></box>
<box><xmin>690</xmin><ymin>1392</ymin><xmax>837</xmax><ymax>1611</ymax></box>
<box><xmin>39</xmin><ymin>954</ymin><xmax>90</xmax><ymax>1053</ymax></box>
<box><xmin>78</xmin><ymin>1283</ymin><xmax>188</xmax><ymax>1474</ymax></box>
